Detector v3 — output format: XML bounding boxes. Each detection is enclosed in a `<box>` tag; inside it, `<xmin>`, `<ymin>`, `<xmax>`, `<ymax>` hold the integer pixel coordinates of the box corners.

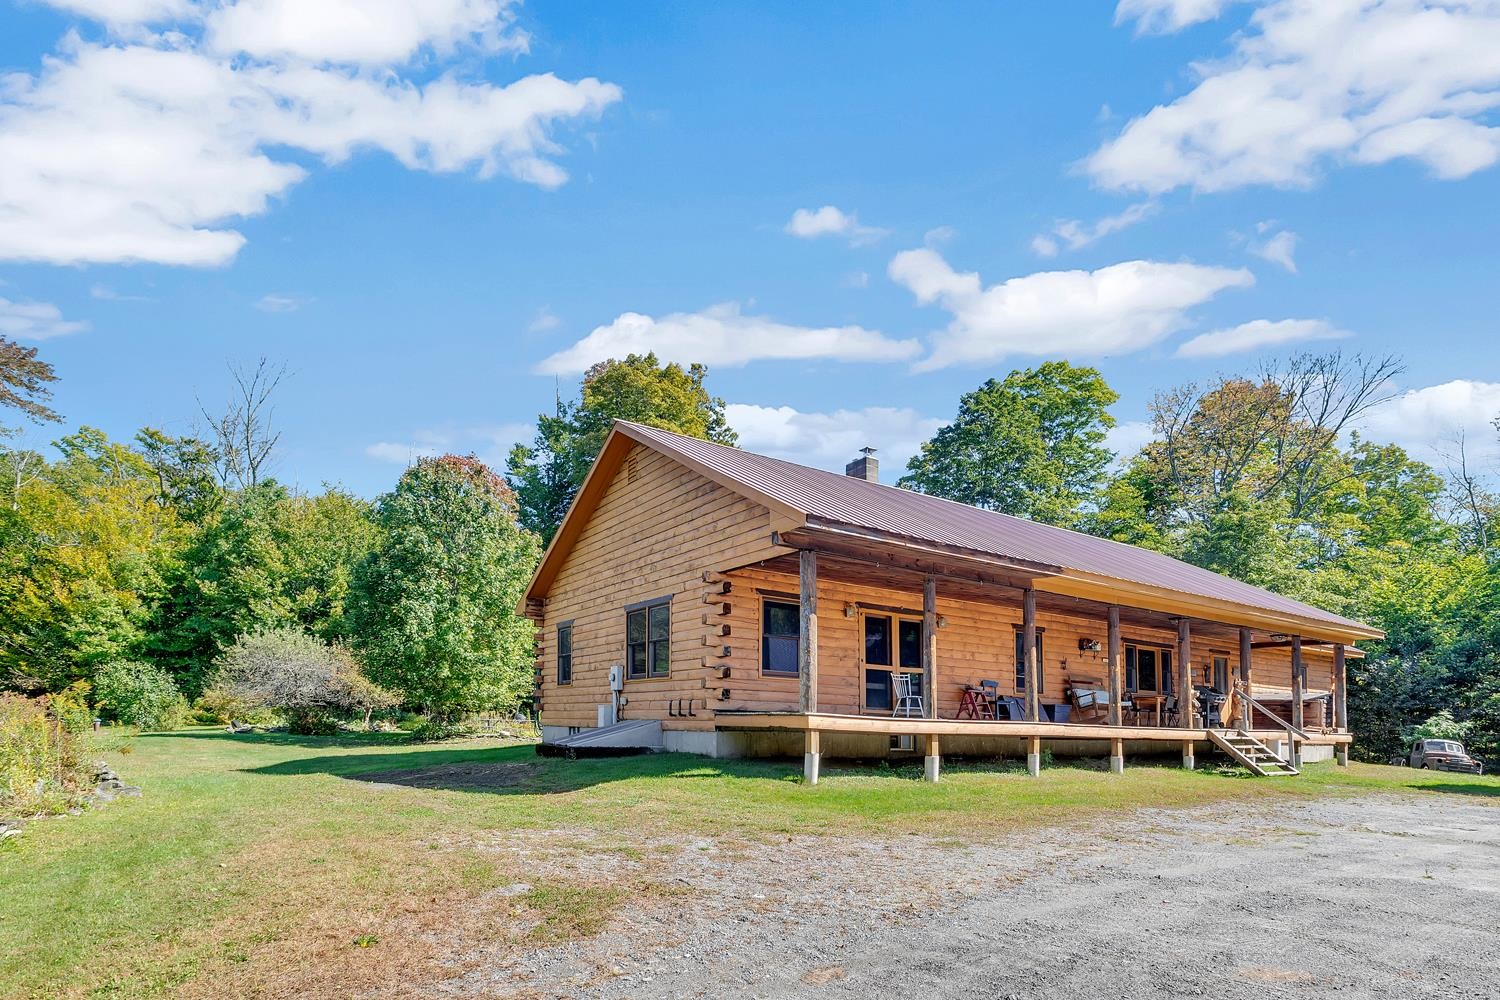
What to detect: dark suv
<box><xmin>1395</xmin><ymin>739</ymin><xmax>1485</xmax><ymax>774</ymax></box>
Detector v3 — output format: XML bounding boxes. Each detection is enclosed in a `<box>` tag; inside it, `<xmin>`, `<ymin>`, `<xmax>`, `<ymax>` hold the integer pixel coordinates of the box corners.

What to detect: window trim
<box><xmin>760</xmin><ymin>597</ymin><xmax>801</xmax><ymax>677</ymax></box>
<box><xmin>1124</xmin><ymin>640</ymin><xmax>1174</xmax><ymax>693</ymax></box>
<box><xmin>556</xmin><ymin>620</ymin><xmax>574</xmax><ymax>686</ymax></box>
<box><xmin>625</xmin><ymin>596</ymin><xmax>672</xmax><ymax>680</ymax></box>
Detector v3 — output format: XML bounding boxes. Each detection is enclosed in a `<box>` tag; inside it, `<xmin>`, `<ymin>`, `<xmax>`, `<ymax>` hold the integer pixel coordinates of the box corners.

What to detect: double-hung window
<box><xmin>626</xmin><ymin>598</ymin><xmax>671</xmax><ymax>679</ymax></box>
<box><xmin>761</xmin><ymin>600</ymin><xmax>800</xmax><ymax>676</ymax></box>
<box><xmin>557</xmin><ymin>622</ymin><xmax>573</xmax><ymax>685</ymax></box>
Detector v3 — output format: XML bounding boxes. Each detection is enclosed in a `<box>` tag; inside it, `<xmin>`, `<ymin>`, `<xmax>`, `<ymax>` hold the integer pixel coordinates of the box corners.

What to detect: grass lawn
<box><xmin>2</xmin><ymin>728</ymin><xmax>1495</xmax><ymax>999</ymax></box>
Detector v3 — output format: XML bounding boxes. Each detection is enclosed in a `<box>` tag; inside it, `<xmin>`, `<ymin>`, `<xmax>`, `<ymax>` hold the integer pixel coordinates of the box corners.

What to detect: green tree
<box><xmin>350</xmin><ymin>456</ymin><xmax>541</xmax><ymax>718</ymax></box>
<box><xmin>900</xmin><ymin>362</ymin><xmax>1118</xmax><ymax>526</ymax></box>
<box><xmin>508</xmin><ymin>354</ymin><xmax>736</xmax><ymax>542</ymax></box>
<box><xmin>0</xmin><ymin>428</ymin><xmax>182</xmax><ymax>692</ymax></box>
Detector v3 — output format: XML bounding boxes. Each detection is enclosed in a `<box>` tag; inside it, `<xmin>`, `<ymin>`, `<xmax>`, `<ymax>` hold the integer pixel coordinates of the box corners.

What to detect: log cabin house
<box><xmin>523</xmin><ymin>420</ymin><xmax>1381</xmax><ymax>782</ymax></box>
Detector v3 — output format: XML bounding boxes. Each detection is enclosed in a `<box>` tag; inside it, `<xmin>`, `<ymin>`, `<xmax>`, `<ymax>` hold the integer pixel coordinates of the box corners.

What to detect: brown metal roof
<box><xmin>618</xmin><ymin>420</ymin><xmax>1376</xmax><ymax>635</ymax></box>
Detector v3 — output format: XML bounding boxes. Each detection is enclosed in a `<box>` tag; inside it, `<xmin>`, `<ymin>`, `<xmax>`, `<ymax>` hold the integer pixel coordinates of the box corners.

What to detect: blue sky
<box><xmin>3</xmin><ymin>0</ymin><xmax>1499</xmax><ymax>497</ymax></box>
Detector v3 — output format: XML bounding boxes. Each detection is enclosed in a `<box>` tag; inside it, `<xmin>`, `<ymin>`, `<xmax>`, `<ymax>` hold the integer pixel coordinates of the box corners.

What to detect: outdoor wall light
<box><xmin>843</xmin><ymin>602</ymin><xmax>858</xmax><ymax>618</ymax></box>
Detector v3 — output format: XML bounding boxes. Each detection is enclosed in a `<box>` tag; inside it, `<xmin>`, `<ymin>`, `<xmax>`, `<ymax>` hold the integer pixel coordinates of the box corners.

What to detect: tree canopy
<box><xmin>899</xmin><ymin>361</ymin><xmax>1117</xmax><ymax>526</ymax></box>
<box><xmin>508</xmin><ymin>353</ymin><xmax>737</xmax><ymax>542</ymax></box>
<box><xmin>349</xmin><ymin>455</ymin><xmax>541</xmax><ymax>718</ymax></box>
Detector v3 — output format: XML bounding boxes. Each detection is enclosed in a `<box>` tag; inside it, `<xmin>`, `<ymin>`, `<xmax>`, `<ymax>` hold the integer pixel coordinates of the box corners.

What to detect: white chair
<box><xmin>892</xmin><ymin>673</ymin><xmax>925</xmax><ymax>718</ymax></box>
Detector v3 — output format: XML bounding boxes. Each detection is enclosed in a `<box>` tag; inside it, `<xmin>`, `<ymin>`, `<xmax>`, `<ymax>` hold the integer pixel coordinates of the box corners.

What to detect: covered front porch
<box><xmin>713</xmin><ymin>523</ymin><xmax>1360</xmax><ymax>782</ymax></box>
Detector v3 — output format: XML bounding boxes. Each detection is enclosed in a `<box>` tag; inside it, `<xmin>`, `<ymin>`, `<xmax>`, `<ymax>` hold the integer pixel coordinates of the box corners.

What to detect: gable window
<box><xmin>1014</xmin><ymin>628</ymin><xmax>1045</xmax><ymax>693</ymax></box>
<box><xmin>761</xmin><ymin>600</ymin><xmax>800</xmax><ymax>676</ymax></box>
<box><xmin>626</xmin><ymin>597</ymin><xmax>671</xmax><ymax>679</ymax></box>
<box><xmin>557</xmin><ymin>622</ymin><xmax>573</xmax><ymax>685</ymax></box>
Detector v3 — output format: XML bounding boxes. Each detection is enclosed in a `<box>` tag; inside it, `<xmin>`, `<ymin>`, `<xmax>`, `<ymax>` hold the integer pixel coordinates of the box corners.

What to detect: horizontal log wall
<box><xmin>536</xmin><ymin>444</ymin><xmax>772</xmax><ymax>730</ymax></box>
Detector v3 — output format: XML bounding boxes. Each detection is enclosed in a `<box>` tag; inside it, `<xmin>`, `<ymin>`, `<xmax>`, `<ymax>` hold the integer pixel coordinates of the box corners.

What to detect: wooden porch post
<box><xmin>1333</xmin><ymin>643</ymin><xmax>1349</xmax><ymax>766</ymax></box>
<box><xmin>798</xmin><ymin>549</ymin><xmax>818</xmax><ymax>714</ymax></box>
<box><xmin>924</xmin><ymin>733</ymin><xmax>941</xmax><ymax>783</ymax></box>
<box><xmin>1177</xmin><ymin>618</ymin><xmax>1195</xmax><ymax>769</ymax></box>
<box><xmin>1238</xmin><ymin>626</ymin><xmax>1254</xmax><ymax>731</ymax></box>
<box><xmin>804</xmin><ymin>728</ymin><xmax>820</xmax><ymax>785</ymax></box>
<box><xmin>923</xmin><ymin>575</ymin><xmax>938</xmax><ymax>720</ymax></box>
<box><xmin>1107</xmin><ymin>606</ymin><xmax>1124</xmax><ymax>774</ymax></box>
<box><xmin>1023</xmin><ymin>587</ymin><xmax>1039</xmax><ymax>724</ymax></box>
<box><xmin>1333</xmin><ymin>643</ymin><xmax>1347</xmax><ymax>731</ymax></box>
<box><xmin>1106</xmin><ymin>606</ymin><xmax>1122</xmax><ymax>727</ymax></box>
<box><xmin>1290</xmin><ymin>634</ymin><xmax>1304</xmax><ymax>768</ymax></box>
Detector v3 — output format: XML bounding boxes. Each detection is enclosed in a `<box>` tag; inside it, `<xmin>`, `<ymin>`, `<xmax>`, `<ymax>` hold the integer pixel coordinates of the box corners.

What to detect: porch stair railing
<box><xmin>1208</xmin><ymin>729</ymin><xmax>1299</xmax><ymax>776</ymax></box>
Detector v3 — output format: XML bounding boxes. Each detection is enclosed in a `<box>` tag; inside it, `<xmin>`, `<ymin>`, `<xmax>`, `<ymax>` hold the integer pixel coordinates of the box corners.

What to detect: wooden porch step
<box><xmin>1209</xmin><ymin>730</ymin><xmax>1300</xmax><ymax>777</ymax></box>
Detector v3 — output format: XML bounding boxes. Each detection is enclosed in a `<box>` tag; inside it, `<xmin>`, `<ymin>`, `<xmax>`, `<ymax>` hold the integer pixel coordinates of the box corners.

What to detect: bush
<box><xmin>189</xmin><ymin>689</ymin><xmax>277</xmax><ymax>728</ymax></box>
<box><xmin>45</xmin><ymin>681</ymin><xmax>94</xmax><ymax>735</ymax></box>
<box><xmin>1409</xmin><ymin>709</ymin><xmax>1470</xmax><ymax>744</ymax></box>
<box><xmin>94</xmin><ymin>660</ymin><xmax>188</xmax><ymax>731</ymax></box>
<box><xmin>1</xmin><ymin>695</ymin><xmax>92</xmax><ymax>815</ymax></box>
<box><xmin>210</xmin><ymin>627</ymin><xmax>398</xmax><ymax>735</ymax></box>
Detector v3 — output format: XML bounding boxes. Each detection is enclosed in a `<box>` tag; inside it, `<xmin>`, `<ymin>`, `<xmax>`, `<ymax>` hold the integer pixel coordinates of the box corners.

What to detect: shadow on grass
<box><xmin>243</xmin><ymin>741</ymin><xmax>810</xmax><ymax>795</ymax></box>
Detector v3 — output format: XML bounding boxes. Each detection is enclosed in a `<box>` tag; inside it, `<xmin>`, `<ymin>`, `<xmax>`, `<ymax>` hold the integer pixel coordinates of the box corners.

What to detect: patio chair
<box><xmin>892</xmin><ymin>673</ymin><xmax>925</xmax><ymax>719</ymax></box>
<box><xmin>1161</xmin><ymin>695</ymin><xmax>1180</xmax><ymax>727</ymax></box>
<box><xmin>980</xmin><ymin>679</ymin><xmax>1001</xmax><ymax>716</ymax></box>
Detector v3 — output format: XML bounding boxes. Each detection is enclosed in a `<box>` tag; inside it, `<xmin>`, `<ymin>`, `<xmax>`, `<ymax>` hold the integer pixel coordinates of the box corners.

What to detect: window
<box><xmin>1124</xmin><ymin>644</ymin><xmax>1173</xmax><ymax>693</ymax></box>
<box><xmin>1212</xmin><ymin>655</ymin><xmax>1229</xmax><ymax>693</ymax></box>
<box><xmin>1014</xmin><ymin>628</ymin><xmax>1044</xmax><ymax>693</ymax></box>
<box><xmin>626</xmin><ymin>598</ymin><xmax>671</xmax><ymax>679</ymax></box>
<box><xmin>862</xmin><ymin>613</ymin><xmax>923</xmax><ymax>711</ymax></box>
<box><xmin>761</xmin><ymin>600</ymin><xmax>800</xmax><ymax>676</ymax></box>
<box><xmin>556</xmin><ymin>622</ymin><xmax>573</xmax><ymax>685</ymax></box>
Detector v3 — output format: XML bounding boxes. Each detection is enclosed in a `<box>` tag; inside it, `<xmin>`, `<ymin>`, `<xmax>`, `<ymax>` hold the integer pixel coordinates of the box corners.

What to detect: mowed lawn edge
<box><xmin>2</xmin><ymin>729</ymin><xmax>1495</xmax><ymax>999</ymax></box>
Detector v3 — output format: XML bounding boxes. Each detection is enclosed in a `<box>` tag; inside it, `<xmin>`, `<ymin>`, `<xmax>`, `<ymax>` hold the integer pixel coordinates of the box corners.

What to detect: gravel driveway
<box><xmin>456</xmin><ymin>793</ymin><xmax>1499</xmax><ymax>1000</ymax></box>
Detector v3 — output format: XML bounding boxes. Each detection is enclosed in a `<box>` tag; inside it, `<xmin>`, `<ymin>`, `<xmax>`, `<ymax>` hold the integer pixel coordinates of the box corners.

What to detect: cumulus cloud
<box><xmin>204</xmin><ymin>0</ymin><xmax>530</xmax><ymax>65</ymax></box>
<box><xmin>1032</xmin><ymin>200</ymin><xmax>1159</xmax><ymax>257</ymax></box>
<box><xmin>1114</xmin><ymin>0</ymin><xmax>1240</xmax><ymax>34</ymax></box>
<box><xmin>1174</xmin><ymin>317</ymin><xmax>1349</xmax><ymax>358</ymax></box>
<box><xmin>534</xmin><ymin>302</ymin><xmax>920</xmax><ymax>375</ymax></box>
<box><xmin>1249</xmin><ymin>227</ymin><xmax>1299</xmax><ymax>273</ymax></box>
<box><xmin>0</xmin><ymin>296</ymin><xmax>89</xmax><ymax>340</ymax></box>
<box><xmin>725</xmin><ymin>403</ymin><xmax>945</xmax><ymax>477</ymax></box>
<box><xmin>1360</xmin><ymin>379</ymin><xmax>1500</xmax><ymax>460</ymax></box>
<box><xmin>888</xmin><ymin>247</ymin><xmax>1253</xmax><ymax>371</ymax></box>
<box><xmin>1091</xmin><ymin>0</ymin><xmax>1500</xmax><ymax>194</ymax></box>
<box><xmin>784</xmin><ymin>205</ymin><xmax>888</xmax><ymax>246</ymax></box>
<box><xmin>1105</xmin><ymin>419</ymin><xmax>1157</xmax><ymax>459</ymax></box>
<box><xmin>365</xmin><ymin>421</ymin><xmax>532</xmax><ymax>468</ymax></box>
<box><xmin>0</xmin><ymin>3</ymin><xmax>621</xmax><ymax>266</ymax></box>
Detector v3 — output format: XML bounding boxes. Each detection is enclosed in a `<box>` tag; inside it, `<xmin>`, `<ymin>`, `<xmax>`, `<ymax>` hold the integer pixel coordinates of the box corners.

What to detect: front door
<box><xmin>861</xmin><ymin>611</ymin><xmax>924</xmax><ymax>713</ymax></box>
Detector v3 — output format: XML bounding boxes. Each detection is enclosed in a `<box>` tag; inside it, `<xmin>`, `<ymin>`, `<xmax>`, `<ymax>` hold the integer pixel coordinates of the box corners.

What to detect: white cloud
<box><xmin>1249</xmin><ymin>227</ymin><xmax>1298</xmax><ymax>272</ymax></box>
<box><xmin>527</xmin><ymin>306</ymin><xmax>560</xmax><ymax>333</ymax></box>
<box><xmin>1360</xmin><ymin>380</ymin><xmax>1500</xmax><ymax>459</ymax></box>
<box><xmin>1114</xmin><ymin>0</ymin><xmax>1239</xmax><ymax>34</ymax></box>
<box><xmin>841</xmin><ymin>270</ymin><xmax>870</xmax><ymax>289</ymax></box>
<box><xmin>534</xmin><ymin>301</ymin><xmax>920</xmax><ymax>375</ymax></box>
<box><xmin>888</xmin><ymin>247</ymin><xmax>1254</xmax><ymax>371</ymax></box>
<box><xmin>365</xmin><ymin>421</ymin><xmax>532</xmax><ymax>468</ymax></box>
<box><xmin>1174</xmin><ymin>317</ymin><xmax>1350</xmax><ymax>358</ymax></box>
<box><xmin>784</xmin><ymin>205</ymin><xmax>888</xmax><ymax>247</ymax></box>
<box><xmin>204</xmin><ymin>0</ymin><xmax>529</xmax><ymax>66</ymax></box>
<box><xmin>89</xmin><ymin>283</ymin><xmax>151</xmax><ymax>302</ymax></box>
<box><xmin>255</xmin><ymin>293</ymin><xmax>303</xmax><ymax>313</ymax></box>
<box><xmin>42</xmin><ymin>0</ymin><xmax>195</xmax><ymax>27</ymax></box>
<box><xmin>0</xmin><ymin>296</ymin><xmax>89</xmax><ymax>340</ymax></box>
<box><xmin>1105</xmin><ymin>419</ymin><xmax>1157</xmax><ymax>459</ymax></box>
<box><xmin>1091</xmin><ymin>0</ymin><xmax>1500</xmax><ymax>194</ymax></box>
<box><xmin>725</xmin><ymin>403</ymin><xmax>945</xmax><ymax>477</ymax></box>
<box><xmin>1032</xmin><ymin>200</ymin><xmax>1159</xmax><ymax>256</ymax></box>
<box><xmin>0</xmin><ymin>5</ymin><xmax>621</xmax><ymax>266</ymax></box>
